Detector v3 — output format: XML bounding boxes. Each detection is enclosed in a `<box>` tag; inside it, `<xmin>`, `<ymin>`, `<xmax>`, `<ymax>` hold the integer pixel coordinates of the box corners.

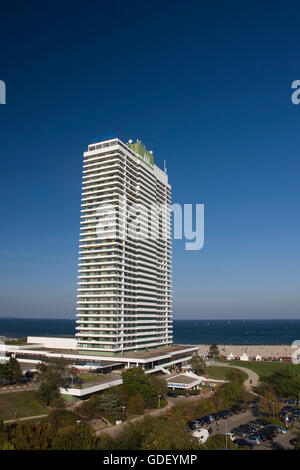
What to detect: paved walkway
<box><xmin>213</xmin><ymin>362</ymin><xmax>259</xmax><ymax>391</ymax></box>
<box><xmin>3</xmin><ymin>413</ymin><xmax>48</xmax><ymax>424</ymax></box>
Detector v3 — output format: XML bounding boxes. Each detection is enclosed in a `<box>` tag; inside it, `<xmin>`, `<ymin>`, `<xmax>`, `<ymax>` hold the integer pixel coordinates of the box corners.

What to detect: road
<box><xmin>213</xmin><ymin>361</ymin><xmax>259</xmax><ymax>391</ymax></box>
<box><xmin>0</xmin><ymin>383</ymin><xmax>38</xmax><ymax>394</ymax></box>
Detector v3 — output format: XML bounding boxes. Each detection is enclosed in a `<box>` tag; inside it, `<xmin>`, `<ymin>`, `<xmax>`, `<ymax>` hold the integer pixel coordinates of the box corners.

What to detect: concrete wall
<box><xmin>27</xmin><ymin>336</ymin><xmax>77</xmax><ymax>350</ymax></box>
<box><xmin>60</xmin><ymin>378</ymin><xmax>123</xmax><ymax>397</ymax></box>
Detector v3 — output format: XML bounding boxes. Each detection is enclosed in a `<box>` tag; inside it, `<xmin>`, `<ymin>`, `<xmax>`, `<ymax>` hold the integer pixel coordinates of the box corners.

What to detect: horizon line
<box><xmin>0</xmin><ymin>316</ymin><xmax>299</xmax><ymax>321</ymax></box>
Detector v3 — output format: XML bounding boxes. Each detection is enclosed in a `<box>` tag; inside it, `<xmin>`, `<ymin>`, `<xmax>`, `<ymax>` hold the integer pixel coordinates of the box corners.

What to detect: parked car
<box><xmin>220</xmin><ymin>409</ymin><xmax>233</xmax><ymax>419</ymax></box>
<box><xmin>280</xmin><ymin>413</ymin><xmax>296</xmax><ymax>424</ymax></box>
<box><xmin>265</xmin><ymin>426</ymin><xmax>278</xmax><ymax>437</ymax></box>
<box><xmin>246</xmin><ymin>401</ymin><xmax>256</xmax><ymax>407</ymax></box>
<box><xmin>230</xmin><ymin>405</ymin><xmax>241</xmax><ymax>414</ymax></box>
<box><xmin>167</xmin><ymin>391</ymin><xmax>177</xmax><ymax>398</ymax></box>
<box><xmin>219</xmin><ymin>410</ymin><xmax>229</xmax><ymax>419</ymax></box>
<box><xmin>247</xmin><ymin>420</ymin><xmax>262</xmax><ymax>429</ymax></box>
<box><xmin>245</xmin><ymin>435</ymin><xmax>261</xmax><ymax>445</ymax></box>
<box><xmin>207</xmin><ymin>414</ymin><xmax>216</xmax><ymax>422</ymax></box>
<box><xmin>185</xmin><ymin>420</ymin><xmax>199</xmax><ymax>430</ymax></box>
<box><xmin>239</xmin><ymin>424</ymin><xmax>256</xmax><ymax>434</ymax></box>
<box><xmin>202</xmin><ymin>415</ymin><xmax>214</xmax><ymax>424</ymax></box>
<box><xmin>275</xmin><ymin>425</ymin><xmax>287</xmax><ymax>434</ymax></box>
<box><xmin>251</xmin><ymin>405</ymin><xmax>261</xmax><ymax>417</ymax></box>
<box><xmin>193</xmin><ymin>418</ymin><xmax>203</xmax><ymax>425</ymax></box>
<box><xmin>282</xmin><ymin>405</ymin><xmax>297</xmax><ymax>414</ymax></box>
<box><xmin>254</xmin><ymin>419</ymin><xmax>269</xmax><ymax>427</ymax></box>
<box><xmin>211</xmin><ymin>412</ymin><xmax>222</xmax><ymax>420</ymax></box>
<box><xmin>289</xmin><ymin>437</ymin><xmax>299</xmax><ymax>446</ymax></box>
<box><xmin>256</xmin><ymin>430</ymin><xmax>267</xmax><ymax>442</ymax></box>
<box><xmin>233</xmin><ymin>438</ymin><xmax>254</xmax><ymax>449</ymax></box>
<box><xmin>24</xmin><ymin>370</ymin><xmax>34</xmax><ymax>381</ymax></box>
<box><xmin>225</xmin><ymin>432</ymin><xmax>236</xmax><ymax>441</ymax></box>
<box><xmin>286</xmin><ymin>399</ymin><xmax>298</xmax><ymax>405</ymax></box>
<box><xmin>232</xmin><ymin>427</ymin><xmax>248</xmax><ymax>437</ymax></box>
<box><xmin>259</xmin><ymin>429</ymin><xmax>274</xmax><ymax>440</ymax></box>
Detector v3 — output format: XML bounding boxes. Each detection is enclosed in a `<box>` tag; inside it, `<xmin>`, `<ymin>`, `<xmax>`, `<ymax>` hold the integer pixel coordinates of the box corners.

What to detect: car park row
<box><xmin>185</xmin><ymin>398</ymin><xmax>299</xmax><ymax>449</ymax></box>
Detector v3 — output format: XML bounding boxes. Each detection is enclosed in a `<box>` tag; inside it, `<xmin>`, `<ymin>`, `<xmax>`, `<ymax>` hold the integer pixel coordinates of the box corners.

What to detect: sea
<box><xmin>0</xmin><ymin>318</ymin><xmax>300</xmax><ymax>345</ymax></box>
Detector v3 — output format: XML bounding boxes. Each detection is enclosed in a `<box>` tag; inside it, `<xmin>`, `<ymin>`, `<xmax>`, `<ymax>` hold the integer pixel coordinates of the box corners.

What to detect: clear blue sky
<box><xmin>0</xmin><ymin>0</ymin><xmax>299</xmax><ymax>319</ymax></box>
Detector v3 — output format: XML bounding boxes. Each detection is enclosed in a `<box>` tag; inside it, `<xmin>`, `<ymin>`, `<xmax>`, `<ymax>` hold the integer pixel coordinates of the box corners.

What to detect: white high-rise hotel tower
<box><xmin>76</xmin><ymin>136</ymin><xmax>173</xmax><ymax>355</ymax></box>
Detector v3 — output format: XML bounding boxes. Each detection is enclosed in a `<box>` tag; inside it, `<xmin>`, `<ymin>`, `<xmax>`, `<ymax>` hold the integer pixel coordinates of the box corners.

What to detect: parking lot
<box><xmin>209</xmin><ymin>408</ymin><xmax>299</xmax><ymax>450</ymax></box>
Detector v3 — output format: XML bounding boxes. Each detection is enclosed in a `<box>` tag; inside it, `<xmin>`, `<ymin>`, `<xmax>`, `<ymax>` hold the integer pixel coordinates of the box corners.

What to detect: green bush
<box><xmin>262</xmin><ymin>370</ymin><xmax>300</xmax><ymax>399</ymax></box>
<box><xmin>51</xmin><ymin>424</ymin><xmax>96</xmax><ymax>450</ymax></box>
<box><xmin>121</xmin><ymin>368</ymin><xmax>167</xmax><ymax>409</ymax></box>
<box><xmin>49</xmin><ymin>396</ymin><xmax>66</xmax><ymax>408</ymax></box>
<box><xmin>44</xmin><ymin>409</ymin><xmax>79</xmax><ymax>430</ymax></box>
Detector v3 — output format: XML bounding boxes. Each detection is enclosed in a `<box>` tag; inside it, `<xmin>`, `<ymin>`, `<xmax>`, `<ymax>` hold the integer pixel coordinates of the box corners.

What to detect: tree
<box><xmin>0</xmin><ymin>358</ymin><xmax>23</xmax><ymax>385</ymax></box>
<box><xmin>122</xmin><ymin>367</ymin><xmax>165</xmax><ymax>409</ymax></box>
<box><xmin>113</xmin><ymin>422</ymin><xmax>144</xmax><ymax>450</ymax></box>
<box><xmin>96</xmin><ymin>432</ymin><xmax>118</xmax><ymax>451</ymax></box>
<box><xmin>225</xmin><ymin>368</ymin><xmax>246</xmax><ymax>385</ymax></box>
<box><xmin>257</xmin><ymin>390</ymin><xmax>280</xmax><ymax>417</ymax></box>
<box><xmin>263</xmin><ymin>370</ymin><xmax>300</xmax><ymax>399</ymax></box>
<box><xmin>4</xmin><ymin>422</ymin><xmax>51</xmax><ymax>450</ymax></box>
<box><xmin>0</xmin><ymin>364</ymin><xmax>10</xmax><ymax>385</ymax></box>
<box><xmin>38</xmin><ymin>382</ymin><xmax>60</xmax><ymax>405</ymax></box>
<box><xmin>127</xmin><ymin>396</ymin><xmax>145</xmax><ymax>415</ymax></box>
<box><xmin>77</xmin><ymin>395</ymin><xmax>103</xmax><ymax>420</ymax></box>
<box><xmin>114</xmin><ymin>415</ymin><xmax>199</xmax><ymax>451</ymax></box>
<box><xmin>7</xmin><ymin>357</ymin><xmax>23</xmax><ymax>384</ymax></box>
<box><xmin>254</xmin><ymin>382</ymin><xmax>275</xmax><ymax>396</ymax></box>
<box><xmin>37</xmin><ymin>358</ymin><xmax>68</xmax><ymax>405</ymax></box>
<box><xmin>44</xmin><ymin>409</ymin><xmax>79</xmax><ymax>430</ymax></box>
<box><xmin>208</xmin><ymin>343</ymin><xmax>220</xmax><ymax>359</ymax></box>
<box><xmin>149</xmin><ymin>375</ymin><xmax>168</xmax><ymax>396</ymax></box>
<box><xmin>189</xmin><ymin>353</ymin><xmax>206</xmax><ymax>375</ymax></box>
<box><xmin>214</xmin><ymin>381</ymin><xmax>244</xmax><ymax>408</ymax></box>
<box><xmin>78</xmin><ymin>393</ymin><xmax>122</xmax><ymax>421</ymax></box>
<box><xmin>50</xmin><ymin>424</ymin><xmax>96</xmax><ymax>450</ymax></box>
<box><xmin>99</xmin><ymin>393</ymin><xmax>122</xmax><ymax>419</ymax></box>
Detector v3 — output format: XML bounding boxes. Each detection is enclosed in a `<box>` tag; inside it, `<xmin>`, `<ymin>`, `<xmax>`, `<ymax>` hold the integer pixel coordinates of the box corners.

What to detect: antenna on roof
<box><xmin>164</xmin><ymin>159</ymin><xmax>167</xmax><ymax>173</ymax></box>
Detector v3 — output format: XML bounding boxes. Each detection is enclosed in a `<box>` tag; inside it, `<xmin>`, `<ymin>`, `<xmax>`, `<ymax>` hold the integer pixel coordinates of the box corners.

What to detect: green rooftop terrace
<box><xmin>129</xmin><ymin>141</ymin><xmax>154</xmax><ymax>167</ymax></box>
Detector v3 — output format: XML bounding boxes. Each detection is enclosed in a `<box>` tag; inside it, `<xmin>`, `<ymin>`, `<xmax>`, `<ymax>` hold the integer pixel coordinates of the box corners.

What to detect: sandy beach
<box><xmin>197</xmin><ymin>344</ymin><xmax>296</xmax><ymax>360</ymax></box>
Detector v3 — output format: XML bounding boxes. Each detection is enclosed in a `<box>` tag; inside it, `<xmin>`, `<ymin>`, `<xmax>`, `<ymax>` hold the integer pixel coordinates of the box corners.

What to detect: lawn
<box><xmin>78</xmin><ymin>372</ymin><xmax>105</xmax><ymax>382</ymax></box>
<box><xmin>0</xmin><ymin>391</ymin><xmax>48</xmax><ymax>421</ymax></box>
<box><xmin>206</xmin><ymin>366</ymin><xmax>248</xmax><ymax>381</ymax></box>
<box><xmin>229</xmin><ymin>361</ymin><xmax>300</xmax><ymax>379</ymax></box>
